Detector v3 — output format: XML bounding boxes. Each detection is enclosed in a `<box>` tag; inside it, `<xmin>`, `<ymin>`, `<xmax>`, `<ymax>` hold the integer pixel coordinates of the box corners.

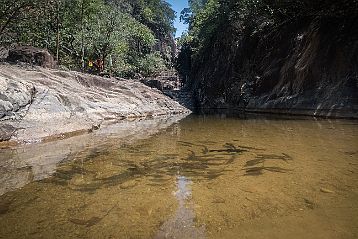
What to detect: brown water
<box><xmin>0</xmin><ymin>114</ymin><xmax>357</xmax><ymax>239</ymax></box>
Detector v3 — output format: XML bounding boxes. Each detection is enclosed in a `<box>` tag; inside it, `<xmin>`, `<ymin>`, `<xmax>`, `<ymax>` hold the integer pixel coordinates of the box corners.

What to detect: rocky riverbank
<box><xmin>0</xmin><ymin>64</ymin><xmax>190</xmax><ymax>143</ymax></box>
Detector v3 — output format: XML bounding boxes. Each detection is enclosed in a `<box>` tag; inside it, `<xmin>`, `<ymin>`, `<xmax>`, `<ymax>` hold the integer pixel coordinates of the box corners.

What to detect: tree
<box><xmin>1</xmin><ymin>0</ymin><xmax>177</xmax><ymax>77</ymax></box>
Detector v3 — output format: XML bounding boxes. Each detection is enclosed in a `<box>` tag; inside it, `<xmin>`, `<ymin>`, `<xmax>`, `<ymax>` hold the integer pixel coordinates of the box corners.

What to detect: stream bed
<box><xmin>0</xmin><ymin>114</ymin><xmax>357</xmax><ymax>239</ymax></box>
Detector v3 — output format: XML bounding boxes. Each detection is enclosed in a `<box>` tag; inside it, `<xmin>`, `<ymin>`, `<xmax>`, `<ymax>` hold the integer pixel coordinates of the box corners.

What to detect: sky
<box><xmin>166</xmin><ymin>0</ymin><xmax>189</xmax><ymax>38</ymax></box>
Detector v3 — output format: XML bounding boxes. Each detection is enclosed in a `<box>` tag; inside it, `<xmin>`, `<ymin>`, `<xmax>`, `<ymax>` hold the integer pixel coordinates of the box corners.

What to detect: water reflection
<box><xmin>0</xmin><ymin>114</ymin><xmax>357</xmax><ymax>239</ymax></box>
<box><xmin>155</xmin><ymin>176</ymin><xmax>205</xmax><ymax>238</ymax></box>
<box><xmin>0</xmin><ymin>115</ymin><xmax>187</xmax><ymax>195</ymax></box>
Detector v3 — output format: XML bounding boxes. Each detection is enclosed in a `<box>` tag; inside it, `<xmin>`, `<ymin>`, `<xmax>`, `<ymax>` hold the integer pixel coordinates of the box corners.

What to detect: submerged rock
<box><xmin>120</xmin><ymin>180</ymin><xmax>138</xmax><ymax>189</ymax></box>
<box><xmin>304</xmin><ymin>198</ymin><xmax>316</xmax><ymax>209</ymax></box>
<box><xmin>0</xmin><ymin>201</ymin><xmax>10</xmax><ymax>215</ymax></box>
<box><xmin>320</xmin><ymin>188</ymin><xmax>335</xmax><ymax>194</ymax></box>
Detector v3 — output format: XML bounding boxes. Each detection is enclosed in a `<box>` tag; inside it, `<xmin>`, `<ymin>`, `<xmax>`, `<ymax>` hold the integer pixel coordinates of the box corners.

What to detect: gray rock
<box><xmin>0</xmin><ymin>124</ymin><xmax>16</xmax><ymax>141</ymax></box>
<box><xmin>0</xmin><ymin>64</ymin><xmax>190</xmax><ymax>142</ymax></box>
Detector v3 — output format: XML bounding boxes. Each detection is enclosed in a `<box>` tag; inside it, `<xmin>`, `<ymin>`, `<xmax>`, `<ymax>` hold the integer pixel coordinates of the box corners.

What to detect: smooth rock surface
<box><xmin>0</xmin><ymin>64</ymin><xmax>190</xmax><ymax>142</ymax></box>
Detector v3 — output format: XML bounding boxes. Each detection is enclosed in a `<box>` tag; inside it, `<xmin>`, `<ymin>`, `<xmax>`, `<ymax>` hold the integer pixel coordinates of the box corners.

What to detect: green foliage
<box><xmin>179</xmin><ymin>0</ymin><xmax>222</xmax><ymax>57</ymax></box>
<box><xmin>1</xmin><ymin>0</ymin><xmax>55</xmax><ymax>46</ymax></box>
<box><xmin>137</xmin><ymin>52</ymin><xmax>167</xmax><ymax>77</ymax></box>
<box><xmin>176</xmin><ymin>0</ymin><xmax>358</xmax><ymax>82</ymax></box>
<box><xmin>0</xmin><ymin>0</ymin><xmax>176</xmax><ymax>77</ymax></box>
<box><xmin>183</xmin><ymin>0</ymin><xmax>358</xmax><ymax>52</ymax></box>
<box><xmin>131</xmin><ymin>0</ymin><xmax>176</xmax><ymax>35</ymax></box>
<box><xmin>176</xmin><ymin>33</ymin><xmax>192</xmax><ymax>81</ymax></box>
<box><xmin>189</xmin><ymin>0</ymin><xmax>209</xmax><ymax>15</ymax></box>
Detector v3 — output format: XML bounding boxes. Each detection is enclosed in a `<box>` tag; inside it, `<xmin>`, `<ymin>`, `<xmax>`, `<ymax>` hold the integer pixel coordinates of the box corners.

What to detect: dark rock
<box><xmin>90</xmin><ymin>124</ymin><xmax>101</xmax><ymax>132</ymax></box>
<box><xmin>140</xmin><ymin>79</ymin><xmax>164</xmax><ymax>91</ymax></box>
<box><xmin>189</xmin><ymin>16</ymin><xmax>358</xmax><ymax>118</ymax></box>
<box><xmin>140</xmin><ymin>71</ymin><xmax>181</xmax><ymax>92</ymax></box>
<box><xmin>0</xmin><ymin>124</ymin><xmax>16</xmax><ymax>141</ymax></box>
<box><xmin>304</xmin><ymin>198</ymin><xmax>316</xmax><ymax>209</ymax></box>
<box><xmin>6</xmin><ymin>46</ymin><xmax>56</xmax><ymax>68</ymax></box>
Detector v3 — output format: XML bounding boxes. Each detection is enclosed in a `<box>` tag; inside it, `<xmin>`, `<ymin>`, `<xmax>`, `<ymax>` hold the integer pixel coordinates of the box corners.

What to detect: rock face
<box><xmin>140</xmin><ymin>71</ymin><xmax>180</xmax><ymax>92</ymax></box>
<box><xmin>190</xmin><ymin>17</ymin><xmax>358</xmax><ymax>118</ymax></box>
<box><xmin>6</xmin><ymin>46</ymin><xmax>56</xmax><ymax>68</ymax></box>
<box><xmin>139</xmin><ymin>71</ymin><xmax>195</xmax><ymax>110</ymax></box>
<box><xmin>0</xmin><ymin>64</ymin><xmax>190</xmax><ymax>142</ymax></box>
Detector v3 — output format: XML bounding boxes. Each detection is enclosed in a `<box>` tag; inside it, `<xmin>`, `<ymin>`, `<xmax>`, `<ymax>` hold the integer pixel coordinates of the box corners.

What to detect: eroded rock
<box><xmin>0</xmin><ymin>76</ymin><xmax>35</xmax><ymax>118</ymax></box>
<box><xmin>0</xmin><ymin>64</ymin><xmax>190</xmax><ymax>142</ymax></box>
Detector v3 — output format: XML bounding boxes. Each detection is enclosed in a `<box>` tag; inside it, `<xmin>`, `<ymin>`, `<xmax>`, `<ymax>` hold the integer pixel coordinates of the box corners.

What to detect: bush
<box><xmin>137</xmin><ymin>52</ymin><xmax>168</xmax><ymax>77</ymax></box>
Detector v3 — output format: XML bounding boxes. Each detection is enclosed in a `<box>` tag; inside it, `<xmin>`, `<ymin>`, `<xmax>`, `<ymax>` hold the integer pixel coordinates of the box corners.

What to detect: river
<box><xmin>0</xmin><ymin>114</ymin><xmax>357</xmax><ymax>239</ymax></box>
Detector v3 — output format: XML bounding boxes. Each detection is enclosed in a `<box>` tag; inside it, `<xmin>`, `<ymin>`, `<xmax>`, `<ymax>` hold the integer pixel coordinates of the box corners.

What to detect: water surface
<box><xmin>0</xmin><ymin>114</ymin><xmax>357</xmax><ymax>239</ymax></box>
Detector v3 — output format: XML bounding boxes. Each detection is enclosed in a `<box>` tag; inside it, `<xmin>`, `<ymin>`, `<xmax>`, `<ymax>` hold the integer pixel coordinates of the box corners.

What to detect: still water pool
<box><xmin>0</xmin><ymin>114</ymin><xmax>357</xmax><ymax>239</ymax></box>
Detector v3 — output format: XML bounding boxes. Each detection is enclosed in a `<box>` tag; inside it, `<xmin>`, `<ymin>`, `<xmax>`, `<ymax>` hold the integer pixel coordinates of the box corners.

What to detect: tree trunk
<box><xmin>81</xmin><ymin>0</ymin><xmax>85</xmax><ymax>71</ymax></box>
<box><xmin>56</xmin><ymin>0</ymin><xmax>61</xmax><ymax>63</ymax></box>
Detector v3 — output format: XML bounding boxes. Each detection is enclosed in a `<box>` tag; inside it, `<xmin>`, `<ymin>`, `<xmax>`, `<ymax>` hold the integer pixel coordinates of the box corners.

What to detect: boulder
<box><xmin>6</xmin><ymin>46</ymin><xmax>56</xmax><ymax>68</ymax></box>
<box><xmin>140</xmin><ymin>79</ymin><xmax>164</xmax><ymax>91</ymax></box>
<box><xmin>0</xmin><ymin>76</ymin><xmax>35</xmax><ymax>118</ymax></box>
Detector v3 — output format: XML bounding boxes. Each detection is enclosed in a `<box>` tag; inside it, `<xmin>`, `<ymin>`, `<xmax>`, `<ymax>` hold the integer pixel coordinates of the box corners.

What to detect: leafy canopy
<box><xmin>0</xmin><ymin>0</ymin><xmax>176</xmax><ymax>77</ymax></box>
